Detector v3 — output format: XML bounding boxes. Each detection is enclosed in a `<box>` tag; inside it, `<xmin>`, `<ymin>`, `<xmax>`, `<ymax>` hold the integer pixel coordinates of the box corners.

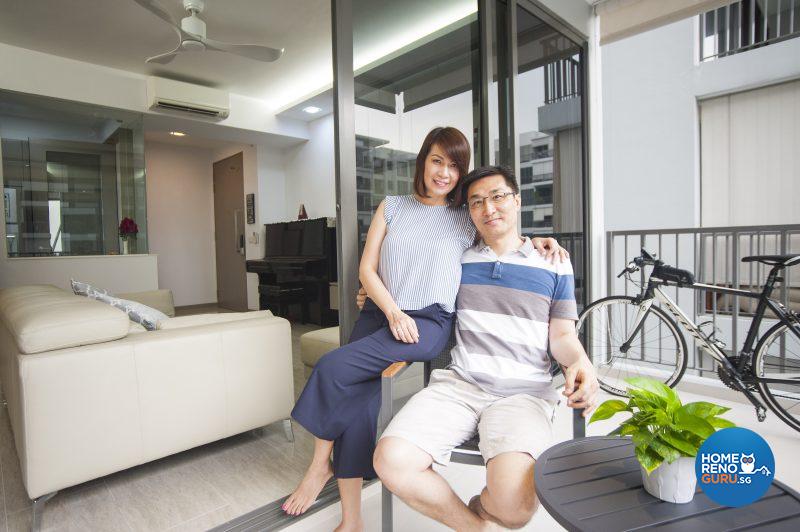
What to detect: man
<box><xmin>373</xmin><ymin>166</ymin><xmax>600</xmax><ymax>531</ymax></box>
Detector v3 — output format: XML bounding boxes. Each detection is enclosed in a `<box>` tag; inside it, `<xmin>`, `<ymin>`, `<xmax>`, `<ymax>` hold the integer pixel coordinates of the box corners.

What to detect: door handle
<box><xmin>233</xmin><ymin>210</ymin><xmax>244</xmax><ymax>255</ymax></box>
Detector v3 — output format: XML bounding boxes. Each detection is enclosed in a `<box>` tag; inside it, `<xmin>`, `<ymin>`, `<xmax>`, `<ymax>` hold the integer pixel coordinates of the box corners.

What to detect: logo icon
<box><xmin>696</xmin><ymin>427</ymin><xmax>774</xmax><ymax>507</ymax></box>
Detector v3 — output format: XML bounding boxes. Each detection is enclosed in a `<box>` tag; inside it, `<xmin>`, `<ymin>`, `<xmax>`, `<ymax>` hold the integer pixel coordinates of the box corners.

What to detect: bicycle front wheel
<box><xmin>754</xmin><ymin>322</ymin><xmax>800</xmax><ymax>433</ymax></box>
<box><xmin>576</xmin><ymin>296</ymin><xmax>688</xmax><ymax>396</ymax></box>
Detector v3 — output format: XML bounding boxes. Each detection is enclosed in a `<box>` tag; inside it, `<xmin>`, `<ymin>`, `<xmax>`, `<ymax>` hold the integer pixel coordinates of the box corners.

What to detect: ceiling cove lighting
<box><xmin>302</xmin><ymin>106</ymin><xmax>321</xmax><ymax>114</ymax></box>
<box><xmin>169</xmin><ymin>131</ymin><xmax>186</xmax><ymax>137</ymax></box>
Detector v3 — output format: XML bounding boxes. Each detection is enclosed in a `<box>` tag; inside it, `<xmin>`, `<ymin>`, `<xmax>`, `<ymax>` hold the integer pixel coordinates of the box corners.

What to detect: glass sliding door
<box><xmin>332</xmin><ymin>0</ymin><xmax>588</xmax><ymax>332</ymax></box>
<box><xmin>352</xmin><ymin>0</ymin><xmax>480</xmax><ymax>256</ymax></box>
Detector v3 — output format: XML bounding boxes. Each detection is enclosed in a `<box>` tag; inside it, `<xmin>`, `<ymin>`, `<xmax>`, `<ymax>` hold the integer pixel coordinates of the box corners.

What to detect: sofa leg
<box><xmin>31</xmin><ymin>491</ymin><xmax>57</xmax><ymax>532</ymax></box>
<box><xmin>283</xmin><ymin>419</ymin><xmax>294</xmax><ymax>442</ymax></box>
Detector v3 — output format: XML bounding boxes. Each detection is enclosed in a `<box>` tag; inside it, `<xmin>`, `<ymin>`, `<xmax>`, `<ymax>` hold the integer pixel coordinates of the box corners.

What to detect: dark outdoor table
<box><xmin>534</xmin><ymin>436</ymin><xmax>800</xmax><ymax>531</ymax></box>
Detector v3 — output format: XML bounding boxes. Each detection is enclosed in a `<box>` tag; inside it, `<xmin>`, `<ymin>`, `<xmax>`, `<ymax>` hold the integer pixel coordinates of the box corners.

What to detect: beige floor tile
<box><xmin>0</xmin><ymin>409</ymin><xmax>31</xmax><ymax>514</ymax></box>
<box><xmin>165</xmin><ymin>504</ymin><xmax>236</xmax><ymax>532</ymax></box>
<box><xmin>105</xmin><ymin>457</ymin><xmax>228</xmax><ymax>531</ymax></box>
<box><xmin>194</xmin><ymin>430</ymin><xmax>314</xmax><ymax>516</ymax></box>
<box><xmin>6</xmin><ymin>482</ymin><xmax>129</xmax><ymax>532</ymax></box>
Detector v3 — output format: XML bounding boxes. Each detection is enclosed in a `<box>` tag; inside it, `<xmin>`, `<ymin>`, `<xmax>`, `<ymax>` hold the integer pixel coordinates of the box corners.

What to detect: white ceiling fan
<box><xmin>133</xmin><ymin>0</ymin><xmax>284</xmax><ymax>65</ymax></box>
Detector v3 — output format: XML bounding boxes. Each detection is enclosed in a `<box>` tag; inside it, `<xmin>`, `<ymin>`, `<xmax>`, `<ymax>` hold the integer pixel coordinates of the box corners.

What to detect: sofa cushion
<box><xmin>128</xmin><ymin>321</ymin><xmax>148</xmax><ymax>334</ymax></box>
<box><xmin>0</xmin><ymin>285</ymin><xmax>130</xmax><ymax>354</ymax></box>
<box><xmin>158</xmin><ymin>310</ymin><xmax>274</xmax><ymax>330</ymax></box>
<box><xmin>301</xmin><ymin>326</ymin><xmax>340</xmax><ymax>368</ymax></box>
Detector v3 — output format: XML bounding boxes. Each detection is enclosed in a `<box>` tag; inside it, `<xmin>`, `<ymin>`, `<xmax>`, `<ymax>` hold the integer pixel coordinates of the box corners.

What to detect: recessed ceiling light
<box><xmin>169</xmin><ymin>131</ymin><xmax>186</xmax><ymax>137</ymax></box>
<box><xmin>302</xmin><ymin>106</ymin><xmax>321</xmax><ymax>114</ymax></box>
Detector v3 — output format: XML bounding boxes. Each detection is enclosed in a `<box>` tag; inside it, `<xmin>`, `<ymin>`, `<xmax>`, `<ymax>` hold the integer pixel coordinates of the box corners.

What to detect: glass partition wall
<box><xmin>333</xmin><ymin>0</ymin><xmax>589</xmax><ymax>336</ymax></box>
<box><xmin>0</xmin><ymin>91</ymin><xmax>147</xmax><ymax>256</ymax></box>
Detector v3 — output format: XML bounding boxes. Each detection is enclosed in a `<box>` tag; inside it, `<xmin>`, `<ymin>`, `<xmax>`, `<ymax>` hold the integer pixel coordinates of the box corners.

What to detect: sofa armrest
<box><xmin>116</xmin><ymin>289</ymin><xmax>175</xmax><ymax>317</ymax></box>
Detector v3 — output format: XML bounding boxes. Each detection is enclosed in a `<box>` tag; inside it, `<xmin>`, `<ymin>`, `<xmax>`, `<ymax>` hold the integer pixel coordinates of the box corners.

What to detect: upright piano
<box><xmin>245</xmin><ymin>218</ymin><xmax>338</xmax><ymax>326</ymax></box>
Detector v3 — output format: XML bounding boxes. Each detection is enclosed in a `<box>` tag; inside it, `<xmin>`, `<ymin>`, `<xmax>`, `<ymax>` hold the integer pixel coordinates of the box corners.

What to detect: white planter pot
<box><xmin>122</xmin><ymin>239</ymin><xmax>130</xmax><ymax>255</ymax></box>
<box><xmin>641</xmin><ymin>456</ymin><xmax>697</xmax><ymax>503</ymax></box>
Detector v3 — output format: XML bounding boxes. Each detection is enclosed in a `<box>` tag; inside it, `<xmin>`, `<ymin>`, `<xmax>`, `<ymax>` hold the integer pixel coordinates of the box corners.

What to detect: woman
<box><xmin>284</xmin><ymin>127</ymin><xmax>565</xmax><ymax>531</ymax></box>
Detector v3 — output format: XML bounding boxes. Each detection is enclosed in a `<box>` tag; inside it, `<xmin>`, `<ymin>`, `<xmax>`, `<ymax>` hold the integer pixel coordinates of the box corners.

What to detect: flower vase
<box><xmin>641</xmin><ymin>457</ymin><xmax>697</xmax><ymax>503</ymax></box>
<box><xmin>122</xmin><ymin>239</ymin><xmax>130</xmax><ymax>255</ymax></box>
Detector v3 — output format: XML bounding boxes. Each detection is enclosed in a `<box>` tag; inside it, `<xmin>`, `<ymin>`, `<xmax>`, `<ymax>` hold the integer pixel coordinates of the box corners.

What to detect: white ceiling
<box><xmin>0</xmin><ymin>0</ymin><xmax>477</xmax><ymax>112</ymax></box>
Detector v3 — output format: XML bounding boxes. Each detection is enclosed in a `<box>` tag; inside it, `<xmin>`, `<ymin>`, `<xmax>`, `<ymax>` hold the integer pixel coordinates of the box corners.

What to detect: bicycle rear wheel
<box><xmin>754</xmin><ymin>322</ymin><xmax>800</xmax><ymax>433</ymax></box>
<box><xmin>576</xmin><ymin>296</ymin><xmax>688</xmax><ymax>396</ymax></box>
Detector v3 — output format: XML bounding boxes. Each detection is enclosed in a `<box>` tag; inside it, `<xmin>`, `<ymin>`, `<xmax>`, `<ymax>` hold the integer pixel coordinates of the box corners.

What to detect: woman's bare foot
<box><xmin>282</xmin><ymin>461</ymin><xmax>334</xmax><ymax>515</ymax></box>
<box><xmin>333</xmin><ymin>517</ymin><xmax>364</xmax><ymax>532</ymax></box>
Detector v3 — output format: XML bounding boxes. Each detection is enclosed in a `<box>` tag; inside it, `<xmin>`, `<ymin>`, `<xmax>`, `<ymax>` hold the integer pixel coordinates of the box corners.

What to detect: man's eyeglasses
<box><xmin>467</xmin><ymin>191</ymin><xmax>516</xmax><ymax>210</ymax></box>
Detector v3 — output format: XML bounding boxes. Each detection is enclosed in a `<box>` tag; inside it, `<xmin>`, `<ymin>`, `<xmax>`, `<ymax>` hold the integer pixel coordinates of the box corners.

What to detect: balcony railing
<box><xmin>544</xmin><ymin>58</ymin><xmax>580</xmax><ymax>104</ymax></box>
<box><xmin>607</xmin><ymin>224</ymin><xmax>800</xmax><ymax>376</ymax></box>
<box><xmin>700</xmin><ymin>0</ymin><xmax>800</xmax><ymax>62</ymax></box>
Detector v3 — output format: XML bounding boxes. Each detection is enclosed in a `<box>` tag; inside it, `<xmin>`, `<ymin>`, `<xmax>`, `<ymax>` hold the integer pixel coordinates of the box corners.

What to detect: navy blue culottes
<box><xmin>291</xmin><ymin>300</ymin><xmax>453</xmax><ymax>479</ymax></box>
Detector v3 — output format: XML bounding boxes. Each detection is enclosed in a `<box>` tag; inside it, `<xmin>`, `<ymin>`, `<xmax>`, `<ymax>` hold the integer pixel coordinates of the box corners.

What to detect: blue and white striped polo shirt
<box><xmin>449</xmin><ymin>237</ymin><xmax>578</xmax><ymax>401</ymax></box>
<box><xmin>378</xmin><ymin>195</ymin><xmax>476</xmax><ymax>313</ymax></box>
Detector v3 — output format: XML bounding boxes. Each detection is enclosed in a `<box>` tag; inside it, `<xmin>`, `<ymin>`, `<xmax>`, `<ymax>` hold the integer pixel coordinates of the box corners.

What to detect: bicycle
<box><xmin>576</xmin><ymin>248</ymin><xmax>800</xmax><ymax>432</ymax></box>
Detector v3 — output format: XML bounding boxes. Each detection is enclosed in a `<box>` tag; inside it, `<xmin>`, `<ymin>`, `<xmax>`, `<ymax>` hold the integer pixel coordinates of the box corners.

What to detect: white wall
<box><xmin>144</xmin><ymin>140</ymin><xmax>290</xmax><ymax>310</ymax></box>
<box><xmin>601</xmin><ymin>18</ymin><xmax>800</xmax><ymax>232</ymax></box>
<box><xmin>283</xmin><ymin>114</ymin><xmax>336</xmax><ymax>219</ymax></box>
<box><xmin>145</xmin><ymin>142</ymin><xmax>216</xmax><ymax>306</ymax></box>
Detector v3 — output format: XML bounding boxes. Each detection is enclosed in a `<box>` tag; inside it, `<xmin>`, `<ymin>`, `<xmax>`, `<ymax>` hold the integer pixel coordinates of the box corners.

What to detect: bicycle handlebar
<box><xmin>617</xmin><ymin>249</ymin><xmax>661</xmax><ymax>278</ymax></box>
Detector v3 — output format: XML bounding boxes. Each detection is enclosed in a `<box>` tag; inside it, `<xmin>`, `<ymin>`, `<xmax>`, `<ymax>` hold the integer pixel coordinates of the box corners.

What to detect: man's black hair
<box><xmin>454</xmin><ymin>165</ymin><xmax>519</xmax><ymax>207</ymax></box>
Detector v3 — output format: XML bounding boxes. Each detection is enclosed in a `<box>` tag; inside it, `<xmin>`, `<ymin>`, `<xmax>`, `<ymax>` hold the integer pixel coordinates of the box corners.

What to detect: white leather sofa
<box><xmin>0</xmin><ymin>284</ymin><xmax>294</xmax><ymax>526</ymax></box>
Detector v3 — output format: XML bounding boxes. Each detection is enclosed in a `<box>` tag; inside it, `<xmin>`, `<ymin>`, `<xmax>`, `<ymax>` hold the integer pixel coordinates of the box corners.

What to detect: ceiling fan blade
<box><xmin>202</xmin><ymin>38</ymin><xmax>284</xmax><ymax>62</ymax></box>
<box><xmin>146</xmin><ymin>48</ymin><xmax>182</xmax><ymax>64</ymax></box>
<box><xmin>132</xmin><ymin>0</ymin><xmax>192</xmax><ymax>41</ymax></box>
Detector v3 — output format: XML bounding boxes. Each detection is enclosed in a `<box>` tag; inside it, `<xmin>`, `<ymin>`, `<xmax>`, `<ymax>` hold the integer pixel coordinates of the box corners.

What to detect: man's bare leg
<box><xmin>374</xmin><ymin>437</ymin><xmax>497</xmax><ymax>531</ymax></box>
<box><xmin>283</xmin><ymin>437</ymin><xmax>334</xmax><ymax>515</ymax></box>
<box><xmin>335</xmin><ymin>477</ymin><xmax>364</xmax><ymax>532</ymax></box>
<box><xmin>473</xmin><ymin>452</ymin><xmax>538</xmax><ymax>529</ymax></box>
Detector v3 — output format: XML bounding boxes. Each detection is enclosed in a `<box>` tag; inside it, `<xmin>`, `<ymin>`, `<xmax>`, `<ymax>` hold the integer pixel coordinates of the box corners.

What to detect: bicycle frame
<box><xmin>624</xmin><ymin>277</ymin><xmax>800</xmax><ymax>388</ymax></box>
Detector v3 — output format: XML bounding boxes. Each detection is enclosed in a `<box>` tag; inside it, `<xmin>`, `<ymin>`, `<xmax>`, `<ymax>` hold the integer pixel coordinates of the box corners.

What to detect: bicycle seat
<box><xmin>741</xmin><ymin>254</ymin><xmax>800</xmax><ymax>268</ymax></box>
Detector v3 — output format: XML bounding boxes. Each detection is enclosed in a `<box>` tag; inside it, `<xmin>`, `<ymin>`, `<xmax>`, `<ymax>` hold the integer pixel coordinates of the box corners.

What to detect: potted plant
<box><xmin>118</xmin><ymin>217</ymin><xmax>139</xmax><ymax>254</ymax></box>
<box><xmin>589</xmin><ymin>377</ymin><xmax>735</xmax><ymax>503</ymax></box>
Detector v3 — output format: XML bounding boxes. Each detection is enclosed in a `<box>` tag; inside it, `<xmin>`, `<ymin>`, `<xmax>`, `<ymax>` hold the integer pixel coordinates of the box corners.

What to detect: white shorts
<box><xmin>380</xmin><ymin>369</ymin><xmax>556</xmax><ymax>465</ymax></box>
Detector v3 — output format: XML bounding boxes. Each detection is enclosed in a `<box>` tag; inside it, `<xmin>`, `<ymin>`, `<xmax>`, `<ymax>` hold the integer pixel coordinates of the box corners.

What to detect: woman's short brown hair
<box><xmin>413</xmin><ymin>127</ymin><xmax>471</xmax><ymax>203</ymax></box>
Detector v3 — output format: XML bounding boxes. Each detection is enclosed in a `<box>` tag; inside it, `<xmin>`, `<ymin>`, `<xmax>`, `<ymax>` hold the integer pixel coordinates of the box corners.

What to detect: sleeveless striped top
<box><xmin>378</xmin><ymin>195</ymin><xmax>475</xmax><ymax>313</ymax></box>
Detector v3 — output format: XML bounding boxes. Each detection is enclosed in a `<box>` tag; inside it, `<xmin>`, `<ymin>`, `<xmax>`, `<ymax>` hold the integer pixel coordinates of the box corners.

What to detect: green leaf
<box><xmin>588</xmin><ymin>400</ymin><xmax>630</xmax><ymax>424</ymax></box>
<box><xmin>632</xmin><ymin>429</ymin><xmax>655</xmax><ymax>448</ymax></box>
<box><xmin>625</xmin><ymin>377</ymin><xmax>681</xmax><ymax>411</ymax></box>
<box><xmin>650</xmin><ymin>437</ymin><xmax>682</xmax><ymax>464</ymax></box>
<box><xmin>618</xmin><ymin>423</ymin><xmax>639</xmax><ymax>436</ymax></box>
<box><xmin>636</xmin><ymin>446</ymin><xmax>664</xmax><ymax>474</ymax></box>
<box><xmin>674</xmin><ymin>410</ymin><xmax>715</xmax><ymax>440</ymax></box>
<box><xmin>658</xmin><ymin>430</ymin><xmax>698</xmax><ymax>456</ymax></box>
<box><xmin>682</xmin><ymin>401</ymin><xmax>731</xmax><ymax>420</ymax></box>
<box><xmin>628</xmin><ymin>388</ymin><xmax>666</xmax><ymax>409</ymax></box>
<box><xmin>707</xmin><ymin>416</ymin><xmax>736</xmax><ymax>429</ymax></box>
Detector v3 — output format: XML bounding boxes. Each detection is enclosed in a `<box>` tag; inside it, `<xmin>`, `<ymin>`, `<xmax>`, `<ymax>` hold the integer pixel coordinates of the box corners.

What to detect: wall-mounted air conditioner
<box><xmin>147</xmin><ymin>77</ymin><xmax>230</xmax><ymax>119</ymax></box>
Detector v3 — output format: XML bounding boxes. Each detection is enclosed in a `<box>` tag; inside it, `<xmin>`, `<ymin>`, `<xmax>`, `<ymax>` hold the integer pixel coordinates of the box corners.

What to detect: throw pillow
<box><xmin>70</xmin><ymin>279</ymin><xmax>167</xmax><ymax>330</ymax></box>
<box><xmin>71</xmin><ymin>279</ymin><xmax>108</xmax><ymax>298</ymax></box>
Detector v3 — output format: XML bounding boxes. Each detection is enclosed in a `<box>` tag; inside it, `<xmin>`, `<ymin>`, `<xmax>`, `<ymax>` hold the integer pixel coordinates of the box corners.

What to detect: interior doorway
<box><xmin>213</xmin><ymin>152</ymin><xmax>247</xmax><ymax>311</ymax></box>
